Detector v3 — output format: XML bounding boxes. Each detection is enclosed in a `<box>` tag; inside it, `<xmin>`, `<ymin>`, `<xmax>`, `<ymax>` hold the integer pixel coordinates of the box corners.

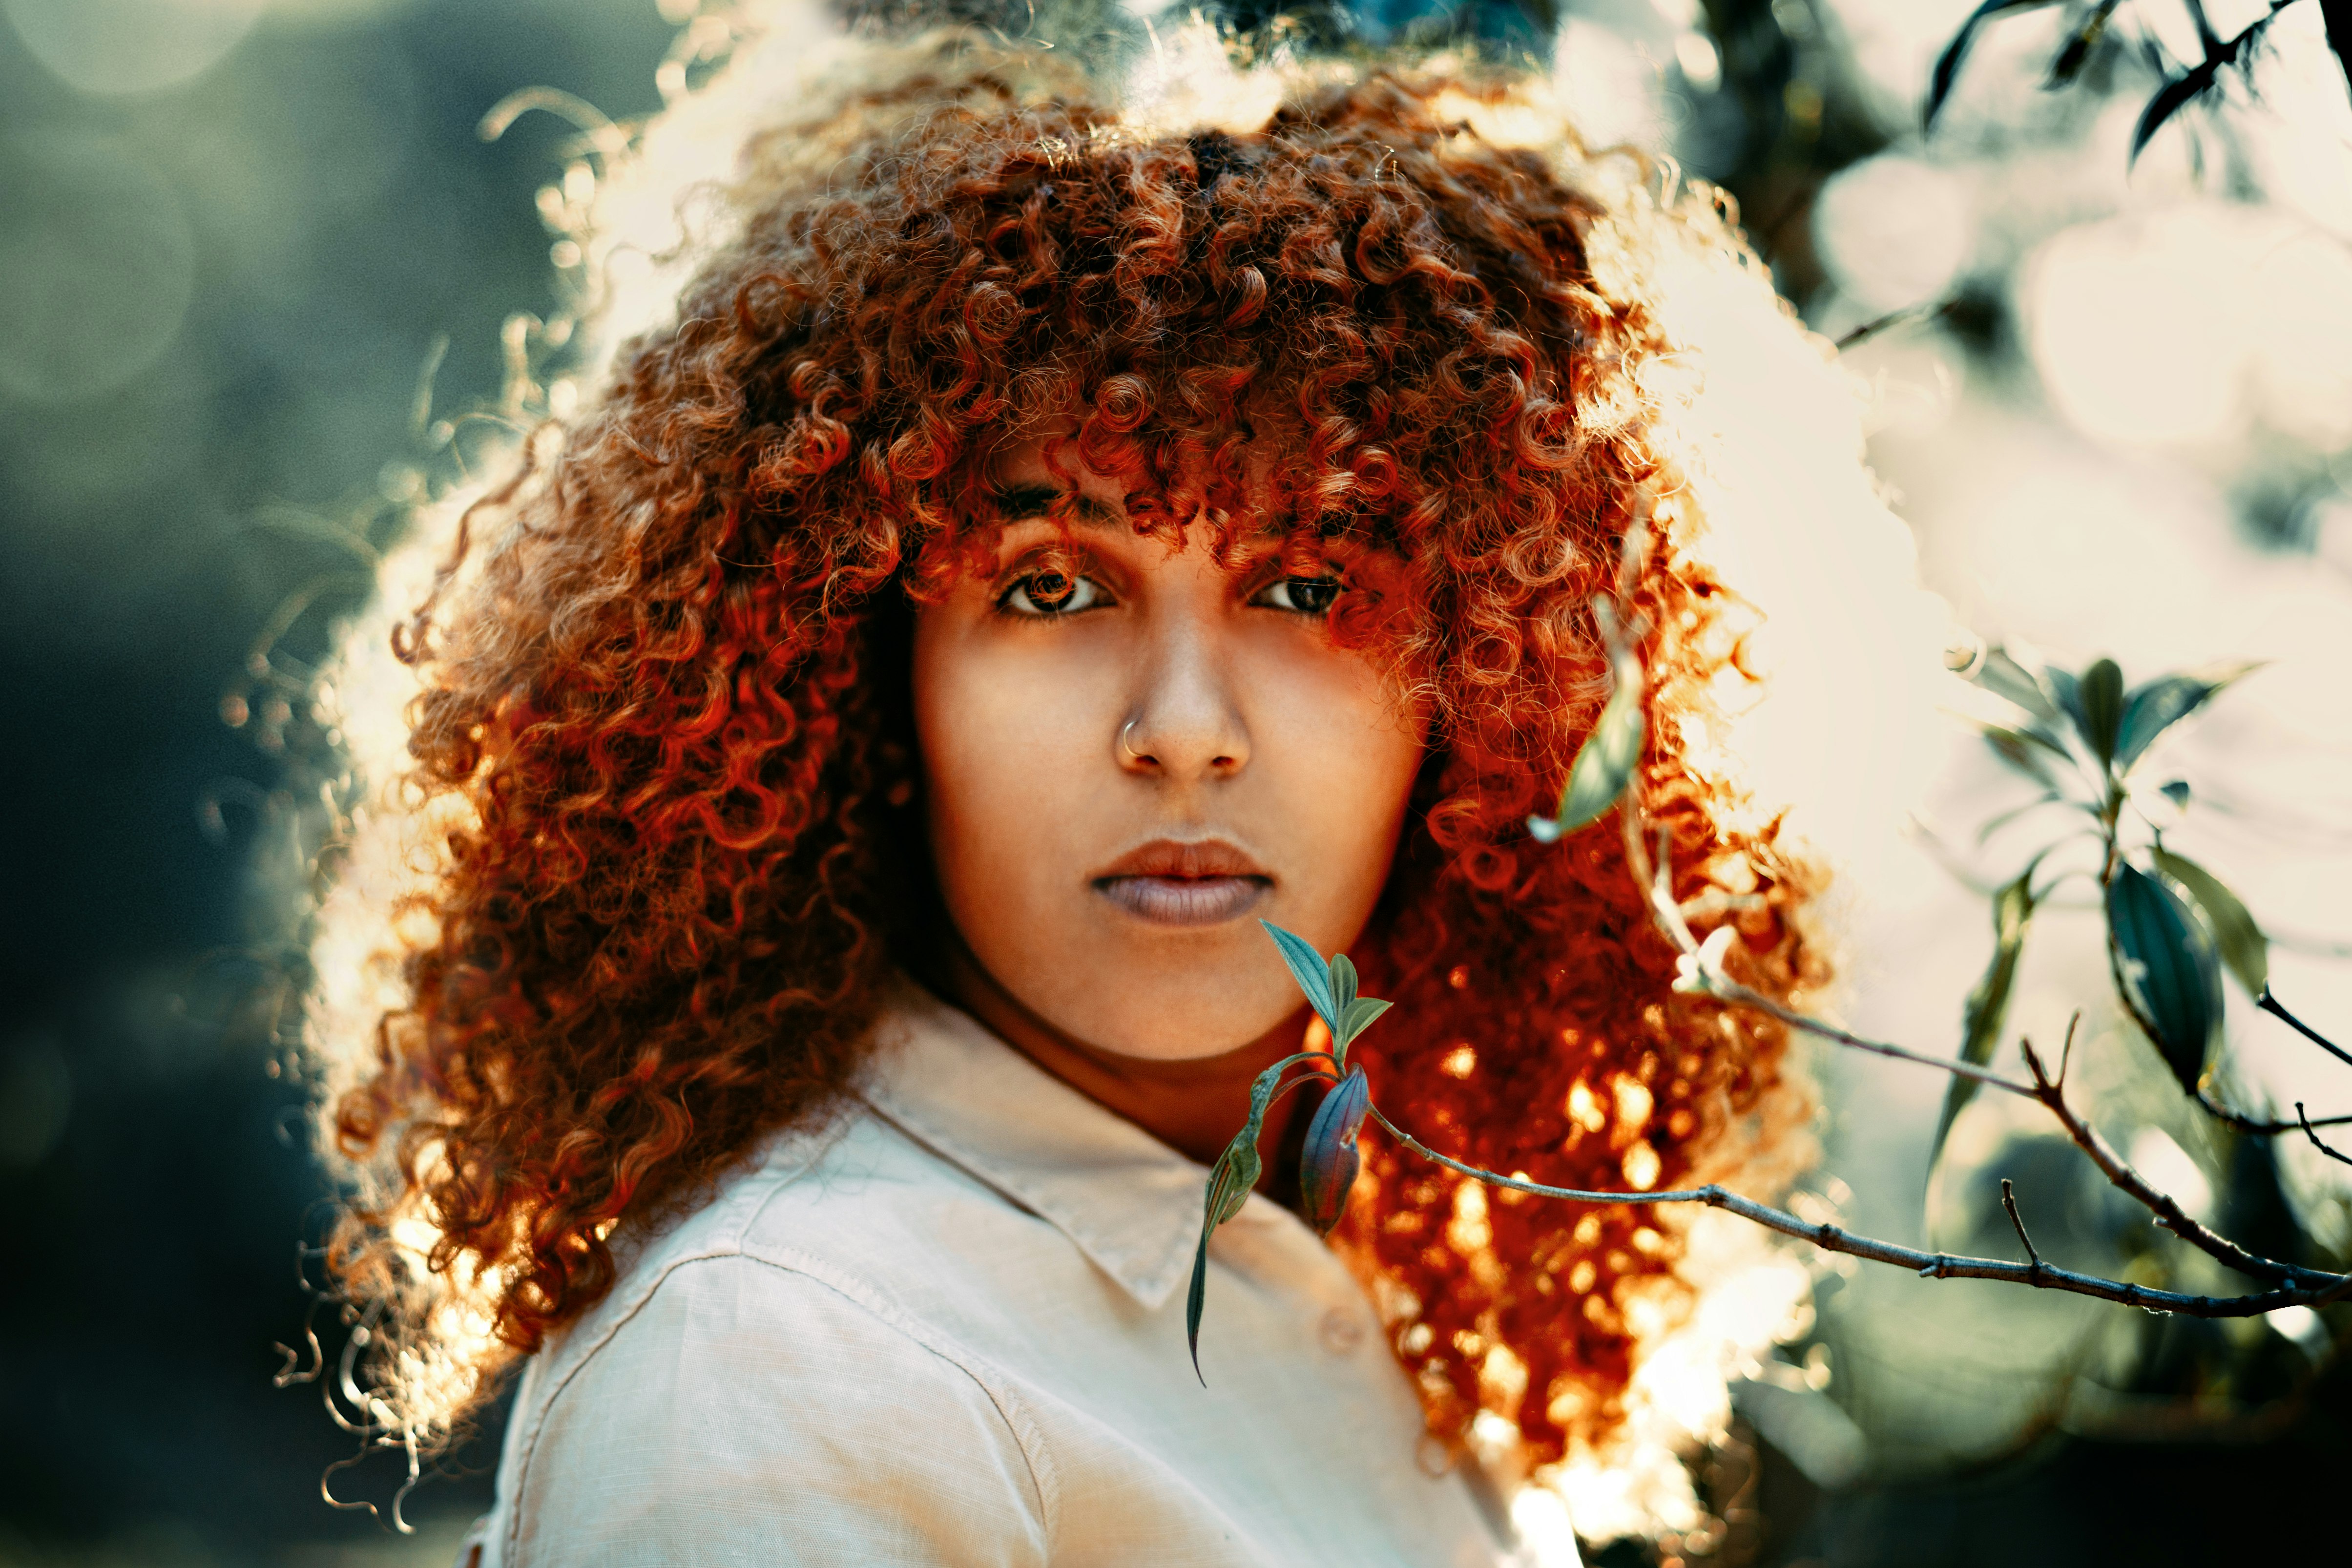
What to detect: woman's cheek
<box><xmin>917</xmin><ymin>627</ymin><xmax>1108</xmax><ymax>941</ymax></box>
<box><xmin>1254</xmin><ymin>642</ymin><xmax>1422</xmax><ymax>921</ymax></box>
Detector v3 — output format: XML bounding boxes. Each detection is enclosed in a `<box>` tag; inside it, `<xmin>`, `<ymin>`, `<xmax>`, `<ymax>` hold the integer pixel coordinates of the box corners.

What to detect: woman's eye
<box><xmin>1255</xmin><ymin>575</ymin><xmax>1342</xmax><ymax>616</ymax></box>
<box><xmin>999</xmin><ymin>570</ymin><xmax>1105</xmax><ymax>617</ymax></box>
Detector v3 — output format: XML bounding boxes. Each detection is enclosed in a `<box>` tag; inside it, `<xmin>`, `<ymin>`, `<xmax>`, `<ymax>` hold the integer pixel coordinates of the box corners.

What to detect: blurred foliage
<box><xmin>1916</xmin><ymin>642</ymin><xmax>2351</xmax><ymax>1452</ymax></box>
<box><xmin>1927</xmin><ymin>0</ymin><xmax>2352</xmax><ymax>160</ymax></box>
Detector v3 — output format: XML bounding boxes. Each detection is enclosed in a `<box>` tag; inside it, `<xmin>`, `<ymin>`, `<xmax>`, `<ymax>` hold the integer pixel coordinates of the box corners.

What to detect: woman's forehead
<box><xmin>986</xmin><ymin>432</ymin><xmax>1290</xmax><ymax>528</ymax></box>
<box><xmin>990</xmin><ymin>438</ymin><xmax>1130</xmax><ymax>512</ymax></box>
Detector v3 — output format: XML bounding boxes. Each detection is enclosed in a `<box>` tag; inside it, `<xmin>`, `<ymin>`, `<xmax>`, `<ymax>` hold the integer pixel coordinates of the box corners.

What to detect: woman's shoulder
<box><xmin>482</xmin><ymin>1106</ymin><xmax>1061</xmax><ymax>1567</ymax></box>
<box><xmin>556</xmin><ymin>1096</ymin><xmax>1030</xmax><ymax>1371</ymax></box>
<box><xmin>516</xmin><ymin>982</ymin><xmax>1218</xmax><ymax>1423</ymax></box>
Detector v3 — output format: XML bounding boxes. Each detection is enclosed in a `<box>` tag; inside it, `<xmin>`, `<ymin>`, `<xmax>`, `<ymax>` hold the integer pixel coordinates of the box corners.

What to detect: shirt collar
<box><xmin>855</xmin><ymin>978</ymin><xmax>1272</xmax><ymax>1313</ymax></box>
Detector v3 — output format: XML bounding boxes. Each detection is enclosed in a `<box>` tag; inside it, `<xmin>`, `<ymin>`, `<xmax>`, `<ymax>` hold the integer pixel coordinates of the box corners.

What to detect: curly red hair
<box><xmin>319</xmin><ymin>36</ymin><xmax>1824</xmax><ymax>1473</ymax></box>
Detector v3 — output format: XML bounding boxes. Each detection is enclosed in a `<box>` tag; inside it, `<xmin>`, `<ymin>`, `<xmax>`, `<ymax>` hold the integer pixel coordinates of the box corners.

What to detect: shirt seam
<box><xmin>503</xmin><ymin>1246</ymin><xmax>1062</xmax><ymax>1564</ymax></box>
<box><xmin>497</xmin><ymin>1126</ymin><xmax>838</xmax><ymax>1568</ymax></box>
<box><xmin>730</xmin><ymin>1112</ymin><xmax>1064</xmax><ymax>1531</ymax></box>
<box><xmin>731</xmin><ymin>1243</ymin><xmax>1065</xmax><ymax>1547</ymax></box>
<box><xmin>500</xmin><ymin>1242</ymin><xmax>742</xmax><ymax>1568</ymax></box>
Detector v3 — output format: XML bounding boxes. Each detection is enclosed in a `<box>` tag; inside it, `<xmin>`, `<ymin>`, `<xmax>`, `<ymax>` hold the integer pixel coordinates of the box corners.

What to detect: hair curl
<box><xmin>317</xmin><ymin>33</ymin><xmax>1828</xmax><ymax>1475</ymax></box>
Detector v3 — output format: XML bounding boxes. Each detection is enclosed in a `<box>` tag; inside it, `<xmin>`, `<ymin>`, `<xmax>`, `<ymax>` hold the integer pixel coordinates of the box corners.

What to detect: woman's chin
<box><xmin>1040</xmin><ymin>983</ymin><xmax>1299</xmax><ymax>1064</ymax></box>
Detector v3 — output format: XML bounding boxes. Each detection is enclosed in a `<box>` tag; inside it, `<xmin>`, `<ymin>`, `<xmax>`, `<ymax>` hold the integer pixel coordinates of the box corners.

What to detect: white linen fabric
<box><xmin>459</xmin><ymin>980</ymin><xmax>1534</xmax><ymax>1567</ymax></box>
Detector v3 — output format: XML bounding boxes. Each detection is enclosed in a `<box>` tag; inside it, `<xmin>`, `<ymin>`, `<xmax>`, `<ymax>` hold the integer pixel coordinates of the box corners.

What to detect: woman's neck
<box><xmin>929</xmin><ymin>932</ymin><xmax>1312</xmax><ymax>1180</ymax></box>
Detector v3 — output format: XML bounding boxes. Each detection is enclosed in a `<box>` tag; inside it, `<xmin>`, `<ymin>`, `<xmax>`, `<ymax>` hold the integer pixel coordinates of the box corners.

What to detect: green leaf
<box><xmin>1926</xmin><ymin>0</ymin><xmax>2060</xmax><ymax>126</ymax></box>
<box><xmin>2046</xmin><ymin>0</ymin><xmax>2122</xmax><ymax>84</ymax></box>
<box><xmin>1185</xmin><ymin>1157</ymin><xmax>1248</xmax><ymax>1383</ymax></box>
<box><xmin>1299</xmin><ymin>1067</ymin><xmax>1372</xmax><ymax>1237</ymax></box>
<box><xmin>1328</xmin><ymin>952</ymin><xmax>1358</xmax><ymax>1022</ymax></box>
<box><xmin>1974</xmin><ymin>793</ymin><xmax>2063</xmax><ymax>846</ymax></box>
<box><xmin>1981</xmin><ymin>725</ymin><xmax>2070</xmax><ymax>794</ymax></box>
<box><xmin>1929</xmin><ymin>870</ymin><xmax>2037</xmax><ymax>1183</ymax></box>
<box><xmin>2149</xmin><ymin>848</ymin><xmax>2268</xmax><ymax>997</ymax></box>
<box><xmin>1322</xmin><ymin>954</ymin><xmax>1392</xmax><ymax>1063</ymax></box>
<box><xmin>1186</xmin><ymin>1057</ymin><xmax>1292</xmax><ymax>1382</ymax></box>
<box><xmin>2106</xmin><ymin>861</ymin><xmax>2225</xmax><ymax>1094</ymax></box>
<box><xmin>1260</xmin><ymin>919</ymin><xmax>1338</xmax><ymax>1037</ymax></box>
<box><xmin>2113</xmin><ymin>663</ymin><xmax>2260</xmax><ymax>772</ymax></box>
<box><xmin>2078</xmin><ymin>658</ymin><xmax>2124</xmax><ymax>765</ymax></box>
<box><xmin>2132</xmin><ymin>58</ymin><xmax>2224</xmax><ymax>163</ymax></box>
<box><xmin>1337</xmin><ymin>996</ymin><xmax>1392</xmax><ymax>1053</ymax></box>
<box><xmin>2328</xmin><ymin>3</ymin><xmax>2352</xmax><ymax>150</ymax></box>
<box><xmin>1530</xmin><ymin>669</ymin><xmax>1644</xmax><ymax>842</ymax></box>
<box><xmin>1973</xmin><ymin>645</ymin><xmax>2062</xmax><ymax>724</ymax></box>
<box><xmin>2051</xmin><ymin>668</ymin><xmax>2088</xmax><ymax>747</ymax></box>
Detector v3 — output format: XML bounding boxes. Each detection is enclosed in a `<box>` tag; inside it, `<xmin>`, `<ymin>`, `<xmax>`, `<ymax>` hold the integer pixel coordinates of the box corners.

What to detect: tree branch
<box><xmin>1999</xmin><ymin>1177</ymin><xmax>2043</xmax><ymax>1278</ymax></box>
<box><xmin>1622</xmin><ymin>795</ymin><xmax>2037</xmax><ymax>1098</ymax></box>
<box><xmin>2298</xmin><ymin>1102</ymin><xmax>2352</xmax><ymax>1168</ymax></box>
<box><xmin>1834</xmin><ymin>299</ymin><xmax>1951</xmax><ymax>352</ymax></box>
<box><xmin>1364</xmin><ymin>1105</ymin><xmax>2352</xmax><ymax>1318</ymax></box>
<box><xmin>1626</xmin><ymin>788</ymin><xmax>2350</xmax><ymax>1132</ymax></box>
<box><xmin>1538</xmin><ymin>617</ymin><xmax>2352</xmax><ymax>1325</ymax></box>
<box><xmin>2259</xmin><ymin>987</ymin><xmax>2352</xmax><ymax>1069</ymax></box>
<box><xmin>2193</xmin><ymin>1089</ymin><xmax>2352</xmax><ymax>1134</ymax></box>
<box><xmin>1715</xmin><ymin>975</ymin><xmax>2039</xmax><ymax>1097</ymax></box>
<box><xmin>2019</xmin><ymin>1034</ymin><xmax>2332</xmax><ymax>1287</ymax></box>
<box><xmin>2130</xmin><ymin>0</ymin><xmax>2301</xmax><ymax>159</ymax></box>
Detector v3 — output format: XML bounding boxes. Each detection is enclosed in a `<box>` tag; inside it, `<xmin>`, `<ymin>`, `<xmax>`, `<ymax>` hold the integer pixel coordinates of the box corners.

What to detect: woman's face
<box><xmin>912</xmin><ymin>444</ymin><xmax>1425</xmax><ymax>1062</ymax></box>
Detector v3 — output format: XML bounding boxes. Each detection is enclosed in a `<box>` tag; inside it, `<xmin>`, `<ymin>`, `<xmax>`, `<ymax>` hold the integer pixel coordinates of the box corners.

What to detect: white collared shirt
<box><xmin>464</xmin><ymin>982</ymin><xmax>1532</xmax><ymax>1567</ymax></box>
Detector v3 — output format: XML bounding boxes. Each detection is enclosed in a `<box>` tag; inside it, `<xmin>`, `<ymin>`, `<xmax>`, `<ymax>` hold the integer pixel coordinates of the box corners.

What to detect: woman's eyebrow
<box><xmin>990</xmin><ymin>483</ymin><xmax>1123</xmax><ymax>528</ymax></box>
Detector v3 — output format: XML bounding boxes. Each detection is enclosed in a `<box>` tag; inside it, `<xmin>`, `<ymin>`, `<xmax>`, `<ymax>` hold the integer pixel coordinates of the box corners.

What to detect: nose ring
<box><xmin>1119</xmin><ymin>719</ymin><xmax>1144</xmax><ymax>761</ymax></box>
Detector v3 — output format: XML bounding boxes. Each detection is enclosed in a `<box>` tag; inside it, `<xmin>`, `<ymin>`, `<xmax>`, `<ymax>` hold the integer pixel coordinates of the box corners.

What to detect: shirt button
<box><xmin>1318</xmin><ymin>1306</ymin><xmax>1366</xmax><ymax>1356</ymax></box>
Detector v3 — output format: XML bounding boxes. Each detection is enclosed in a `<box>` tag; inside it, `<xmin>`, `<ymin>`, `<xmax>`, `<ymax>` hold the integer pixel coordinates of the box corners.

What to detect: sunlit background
<box><xmin>2</xmin><ymin>1</ymin><xmax>2349</xmax><ymax>1564</ymax></box>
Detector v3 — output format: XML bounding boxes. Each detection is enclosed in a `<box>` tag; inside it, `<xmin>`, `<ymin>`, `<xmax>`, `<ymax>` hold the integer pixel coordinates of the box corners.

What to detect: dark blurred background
<box><xmin>3</xmin><ymin>1</ymin><xmax>2349</xmax><ymax>1565</ymax></box>
<box><xmin>0</xmin><ymin>3</ymin><xmax>675</xmax><ymax>1560</ymax></box>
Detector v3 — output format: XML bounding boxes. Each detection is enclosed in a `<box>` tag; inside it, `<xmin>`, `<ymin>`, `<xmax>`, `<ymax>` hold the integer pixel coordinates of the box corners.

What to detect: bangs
<box><xmin>905</xmin><ymin>411</ymin><xmax>1431</xmax><ymax>670</ymax></box>
<box><xmin>728</xmin><ymin>83</ymin><xmax>1630</xmax><ymax>713</ymax></box>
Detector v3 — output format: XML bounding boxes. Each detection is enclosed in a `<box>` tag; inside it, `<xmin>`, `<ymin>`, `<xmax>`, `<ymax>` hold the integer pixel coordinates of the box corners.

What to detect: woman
<box><xmin>309</xmin><ymin>17</ymin><xmax>1858</xmax><ymax>1563</ymax></box>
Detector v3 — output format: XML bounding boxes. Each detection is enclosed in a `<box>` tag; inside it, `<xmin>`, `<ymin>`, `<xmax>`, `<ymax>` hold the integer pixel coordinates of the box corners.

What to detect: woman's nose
<box><xmin>1117</xmin><ymin>612</ymin><xmax>1250</xmax><ymax>783</ymax></box>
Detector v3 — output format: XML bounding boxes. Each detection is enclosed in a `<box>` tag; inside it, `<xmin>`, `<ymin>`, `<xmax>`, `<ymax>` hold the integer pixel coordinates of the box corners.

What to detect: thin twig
<box><xmin>2020</xmin><ymin>1037</ymin><xmax>2331</xmax><ymax>1287</ymax></box>
<box><xmin>2298</xmin><ymin>1102</ymin><xmax>2352</xmax><ymax>1169</ymax></box>
<box><xmin>1902</xmin><ymin>812</ymin><xmax>2005</xmax><ymax>899</ymax></box>
<box><xmin>1628</xmin><ymin>786</ymin><xmax>2002</xmax><ymax>1086</ymax></box>
<box><xmin>1834</xmin><ymin>298</ymin><xmax>1951</xmax><ymax>352</ymax></box>
<box><xmin>1713</xmin><ymin>977</ymin><xmax>2039</xmax><ymax>1097</ymax></box>
<box><xmin>2194</xmin><ymin>1089</ymin><xmax>2352</xmax><ymax>1134</ymax></box>
<box><xmin>1650</xmin><ymin>817</ymin><xmax>2349</xmax><ymax>1129</ymax></box>
<box><xmin>2260</xmin><ymin>987</ymin><xmax>2352</xmax><ymax>1070</ymax></box>
<box><xmin>1363</xmin><ymin>1105</ymin><xmax>2352</xmax><ymax>1318</ymax></box>
<box><xmin>1999</xmin><ymin>1178</ymin><xmax>2042</xmax><ymax>1277</ymax></box>
<box><xmin>1623</xmin><ymin>794</ymin><xmax>1696</xmax><ymax>953</ymax></box>
<box><xmin>1677</xmin><ymin>888</ymin><xmax>1769</xmax><ymax>925</ymax></box>
<box><xmin>1625</xmin><ymin>774</ymin><xmax>2036</xmax><ymax>1099</ymax></box>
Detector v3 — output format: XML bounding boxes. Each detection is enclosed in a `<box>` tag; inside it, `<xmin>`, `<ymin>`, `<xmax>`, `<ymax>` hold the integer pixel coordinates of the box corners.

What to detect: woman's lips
<box><xmin>1095</xmin><ymin>874</ymin><xmax>1269</xmax><ymax>926</ymax></box>
<box><xmin>1092</xmin><ymin>838</ymin><xmax>1271</xmax><ymax>927</ymax></box>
